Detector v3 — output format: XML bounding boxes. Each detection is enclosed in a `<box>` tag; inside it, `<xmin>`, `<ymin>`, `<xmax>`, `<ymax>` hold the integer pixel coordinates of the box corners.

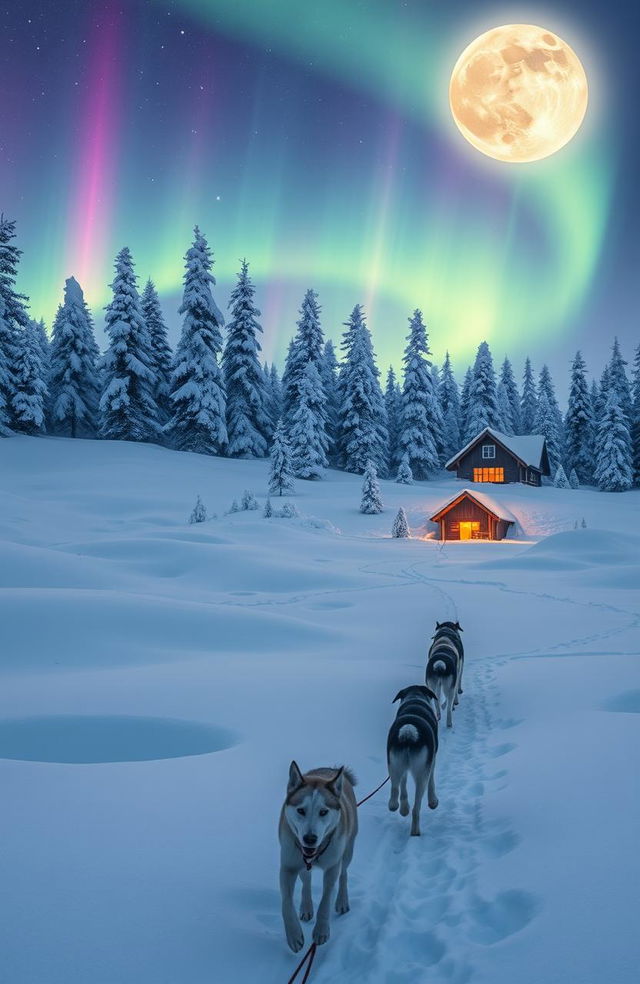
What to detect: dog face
<box><xmin>392</xmin><ymin>685</ymin><xmax>438</xmax><ymax>704</ymax></box>
<box><xmin>284</xmin><ymin>762</ymin><xmax>343</xmax><ymax>861</ymax></box>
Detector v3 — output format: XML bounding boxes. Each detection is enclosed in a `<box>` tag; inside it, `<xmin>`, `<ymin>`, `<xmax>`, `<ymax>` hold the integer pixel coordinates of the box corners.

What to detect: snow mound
<box><xmin>481</xmin><ymin>529</ymin><xmax>640</xmax><ymax>572</ymax></box>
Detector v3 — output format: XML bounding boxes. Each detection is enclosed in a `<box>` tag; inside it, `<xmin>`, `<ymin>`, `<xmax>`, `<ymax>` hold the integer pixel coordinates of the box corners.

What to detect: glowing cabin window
<box><xmin>473</xmin><ymin>467</ymin><xmax>504</xmax><ymax>482</ymax></box>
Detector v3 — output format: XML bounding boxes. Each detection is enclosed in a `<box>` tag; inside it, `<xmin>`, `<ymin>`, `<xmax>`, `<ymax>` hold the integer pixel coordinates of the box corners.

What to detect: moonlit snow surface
<box><xmin>450</xmin><ymin>24</ymin><xmax>588</xmax><ymax>162</ymax></box>
<box><xmin>0</xmin><ymin>436</ymin><xmax>638</xmax><ymax>984</ymax></box>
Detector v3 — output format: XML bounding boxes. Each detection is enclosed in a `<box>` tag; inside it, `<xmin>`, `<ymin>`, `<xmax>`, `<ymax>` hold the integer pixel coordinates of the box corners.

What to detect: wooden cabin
<box><xmin>430</xmin><ymin>489</ymin><xmax>516</xmax><ymax>541</ymax></box>
<box><xmin>445</xmin><ymin>428</ymin><xmax>550</xmax><ymax>486</ymax></box>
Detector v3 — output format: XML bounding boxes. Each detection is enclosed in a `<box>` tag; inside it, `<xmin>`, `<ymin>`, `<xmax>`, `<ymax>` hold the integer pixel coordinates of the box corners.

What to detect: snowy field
<box><xmin>0</xmin><ymin>436</ymin><xmax>639</xmax><ymax>984</ymax></box>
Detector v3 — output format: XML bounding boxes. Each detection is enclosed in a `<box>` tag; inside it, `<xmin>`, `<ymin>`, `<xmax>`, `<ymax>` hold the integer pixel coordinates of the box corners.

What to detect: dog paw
<box><xmin>388</xmin><ymin>799</ymin><xmax>399</xmax><ymax>812</ymax></box>
<box><xmin>410</xmin><ymin>826</ymin><xmax>421</xmax><ymax>837</ymax></box>
<box><xmin>313</xmin><ymin>922</ymin><xmax>330</xmax><ymax>946</ymax></box>
<box><xmin>335</xmin><ymin>898</ymin><xmax>350</xmax><ymax>915</ymax></box>
<box><xmin>300</xmin><ymin>906</ymin><xmax>314</xmax><ymax>922</ymax></box>
<box><xmin>286</xmin><ymin>923</ymin><xmax>305</xmax><ymax>953</ymax></box>
<box><xmin>429</xmin><ymin>797</ymin><xmax>439</xmax><ymax>810</ymax></box>
<box><xmin>399</xmin><ymin>801</ymin><xmax>410</xmax><ymax>817</ymax></box>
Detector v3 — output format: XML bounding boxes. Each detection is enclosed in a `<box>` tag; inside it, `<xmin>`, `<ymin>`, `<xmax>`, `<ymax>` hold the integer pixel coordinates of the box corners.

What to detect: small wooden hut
<box><xmin>430</xmin><ymin>489</ymin><xmax>516</xmax><ymax>541</ymax></box>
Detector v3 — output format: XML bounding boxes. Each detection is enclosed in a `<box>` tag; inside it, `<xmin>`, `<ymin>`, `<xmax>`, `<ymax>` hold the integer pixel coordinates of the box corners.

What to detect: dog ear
<box><xmin>328</xmin><ymin>766</ymin><xmax>344</xmax><ymax>798</ymax></box>
<box><xmin>288</xmin><ymin>760</ymin><xmax>304</xmax><ymax>794</ymax></box>
<box><xmin>435</xmin><ymin>621</ymin><xmax>441</xmax><ymax>629</ymax></box>
<box><xmin>454</xmin><ymin>622</ymin><xmax>463</xmax><ymax>632</ymax></box>
<box><xmin>392</xmin><ymin>688</ymin><xmax>407</xmax><ymax>703</ymax></box>
<box><xmin>423</xmin><ymin>687</ymin><xmax>439</xmax><ymax>703</ymax></box>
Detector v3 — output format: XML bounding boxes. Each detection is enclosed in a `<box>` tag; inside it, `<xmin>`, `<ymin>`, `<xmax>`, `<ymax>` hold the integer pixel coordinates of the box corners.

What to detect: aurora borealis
<box><xmin>0</xmin><ymin>1</ymin><xmax>636</xmax><ymax>382</ymax></box>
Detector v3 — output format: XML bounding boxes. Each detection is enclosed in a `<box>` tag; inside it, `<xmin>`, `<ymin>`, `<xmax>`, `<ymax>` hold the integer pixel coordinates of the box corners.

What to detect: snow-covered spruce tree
<box><xmin>569</xmin><ymin>468</ymin><xmax>580</xmax><ymax>489</ymax></box>
<box><xmin>464</xmin><ymin>341</ymin><xmax>502</xmax><ymax>440</ymax></box>
<box><xmin>359</xmin><ymin>460</ymin><xmax>383</xmax><ymax>514</ymax></box>
<box><xmin>538</xmin><ymin>364</ymin><xmax>564</xmax><ymax>462</ymax></box>
<box><xmin>100</xmin><ymin>247</ymin><xmax>160</xmax><ymax>443</ymax></box>
<box><xmin>458</xmin><ymin>366</ymin><xmax>472</xmax><ymax>446</ymax></box>
<box><xmin>0</xmin><ymin>215</ymin><xmax>30</xmax><ymax>430</ymax></box>
<box><xmin>553</xmin><ymin>464</ymin><xmax>570</xmax><ymax>488</ymax></box>
<box><xmin>222</xmin><ymin>260</ymin><xmax>270</xmax><ymax>457</ymax></box>
<box><xmin>12</xmin><ymin>320</ymin><xmax>47</xmax><ymax>434</ymax></box>
<box><xmin>320</xmin><ymin>339</ymin><xmax>339</xmax><ymax>462</ymax></box>
<box><xmin>607</xmin><ymin>338</ymin><xmax>632</xmax><ymax>421</ymax></box>
<box><xmin>496</xmin><ymin>382</ymin><xmax>514</xmax><ymax>435</ymax></box>
<box><xmin>533</xmin><ymin>390</ymin><xmax>562</xmax><ymax>475</ymax></box>
<box><xmin>141</xmin><ymin>279</ymin><xmax>173</xmax><ymax>424</ymax></box>
<box><xmin>189</xmin><ymin>495</ymin><xmax>207</xmax><ymax>524</ymax></box>
<box><xmin>48</xmin><ymin>277</ymin><xmax>100</xmax><ymax>437</ymax></box>
<box><xmin>281</xmin><ymin>289</ymin><xmax>326</xmax><ymax>424</ymax></box>
<box><xmin>336</xmin><ymin>305</ymin><xmax>388</xmax><ymax>474</ymax></box>
<box><xmin>165</xmin><ymin>228</ymin><xmax>227</xmax><ymax>454</ymax></box>
<box><xmin>498</xmin><ymin>357</ymin><xmax>521</xmax><ymax>434</ymax></box>
<box><xmin>289</xmin><ymin>360</ymin><xmax>328</xmax><ymax>479</ymax></box>
<box><xmin>261</xmin><ymin>363</ymin><xmax>280</xmax><ymax>442</ymax></box>
<box><xmin>396</xmin><ymin>451</ymin><xmax>413</xmax><ymax>484</ymax></box>
<box><xmin>268</xmin><ymin>419</ymin><xmax>295</xmax><ymax>495</ymax></box>
<box><xmin>263</xmin><ymin>497</ymin><xmax>273</xmax><ymax>518</ymax></box>
<box><xmin>384</xmin><ymin>366</ymin><xmax>403</xmax><ymax>474</ymax></box>
<box><xmin>596</xmin><ymin>364</ymin><xmax>611</xmax><ymax>419</ymax></box>
<box><xmin>564</xmin><ymin>351</ymin><xmax>594</xmax><ymax>484</ymax></box>
<box><xmin>632</xmin><ymin>344</ymin><xmax>640</xmax><ymax>485</ymax></box>
<box><xmin>34</xmin><ymin>319</ymin><xmax>50</xmax><ymax>371</ymax></box>
<box><xmin>520</xmin><ymin>358</ymin><xmax>537</xmax><ymax>434</ymax></box>
<box><xmin>391</xmin><ymin>507</ymin><xmax>410</xmax><ymax>538</ymax></box>
<box><xmin>0</xmin><ymin>295</ymin><xmax>15</xmax><ymax>435</ymax></box>
<box><xmin>440</xmin><ymin>352</ymin><xmax>461</xmax><ymax>460</ymax></box>
<box><xmin>594</xmin><ymin>390</ymin><xmax>633</xmax><ymax>492</ymax></box>
<box><xmin>399</xmin><ymin>309</ymin><xmax>442</xmax><ymax>478</ymax></box>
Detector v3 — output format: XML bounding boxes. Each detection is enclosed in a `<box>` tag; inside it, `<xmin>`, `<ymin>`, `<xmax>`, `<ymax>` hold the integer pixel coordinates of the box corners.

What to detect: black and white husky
<box><xmin>279</xmin><ymin>762</ymin><xmax>358</xmax><ymax>952</ymax></box>
<box><xmin>433</xmin><ymin>620</ymin><xmax>464</xmax><ymax>695</ymax></box>
<box><xmin>387</xmin><ymin>685</ymin><xmax>439</xmax><ymax>836</ymax></box>
<box><xmin>426</xmin><ymin>621</ymin><xmax>464</xmax><ymax>727</ymax></box>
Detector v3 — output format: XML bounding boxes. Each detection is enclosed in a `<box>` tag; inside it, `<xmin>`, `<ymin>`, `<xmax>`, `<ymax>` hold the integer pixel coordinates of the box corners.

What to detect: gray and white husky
<box><xmin>387</xmin><ymin>686</ymin><xmax>439</xmax><ymax>836</ymax></box>
<box><xmin>433</xmin><ymin>620</ymin><xmax>465</xmax><ymax>695</ymax></box>
<box><xmin>279</xmin><ymin>762</ymin><xmax>358</xmax><ymax>953</ymax></box>
<box><xmin>426</xmin><ymin>646</ymin><xmax>459</xmax><ymax>727</ymax></box>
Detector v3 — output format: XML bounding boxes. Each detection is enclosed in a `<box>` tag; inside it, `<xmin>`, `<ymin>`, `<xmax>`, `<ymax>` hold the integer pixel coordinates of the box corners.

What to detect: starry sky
<box><xmin>1</xmin><ymin>0</ymin><xmax>638</xmax><ymax>393</ymax></box>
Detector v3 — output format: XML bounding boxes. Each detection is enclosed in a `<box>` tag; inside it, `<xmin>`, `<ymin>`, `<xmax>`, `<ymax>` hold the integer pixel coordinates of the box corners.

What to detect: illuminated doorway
<box><xmin>459</xmin><ymin>521</ymin><xmax>480</xmax><ymax>540</ymax></box>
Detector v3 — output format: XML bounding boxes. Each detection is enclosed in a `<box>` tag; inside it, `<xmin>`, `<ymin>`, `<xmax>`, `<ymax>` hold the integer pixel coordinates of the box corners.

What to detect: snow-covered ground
<box><xmin>0</xmin><ymin>436</ymin><xmax>638</xmax><ymax>984</ymax></box>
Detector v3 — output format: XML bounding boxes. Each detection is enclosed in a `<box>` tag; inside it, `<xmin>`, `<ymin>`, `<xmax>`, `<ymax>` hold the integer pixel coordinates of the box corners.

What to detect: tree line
<box><xmin>1</xmin><ymin>216</ymin><xmax>638</xmax><ymax>493</ymax></box>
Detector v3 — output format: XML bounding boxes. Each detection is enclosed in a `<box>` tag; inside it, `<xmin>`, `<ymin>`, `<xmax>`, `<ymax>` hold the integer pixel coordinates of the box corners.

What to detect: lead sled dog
<box><xmin>279</xmin><ymin>762</ymin><xmax>358</xmax><ymax>952</ymax></box>
<box><xmin>426</xmin><ymin>621</ymin><xmax>464</xmax><ymax>727</ymax></box>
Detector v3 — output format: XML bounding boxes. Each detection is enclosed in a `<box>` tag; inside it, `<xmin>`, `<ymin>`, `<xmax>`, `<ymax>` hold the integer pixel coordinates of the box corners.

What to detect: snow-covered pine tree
<box><xmin>141</xmin><ymin>279</ymin><xmax>173</xmax><ymax>424</ymax></box>
<box><xmin>458</xmin><ymin>366</ymin><xmax>472</xmax><ymax>446</ymax></box>
<box><xmin>464</xmin><ymin>341</ymin><xmax>502</xmax><ymax>440</ymax></box>
<box><xmin>165</xmin><ymin>228</ymin><xmax>227</xmax><ymax>454</ymax></box>
<box><xmin>533</xmin><ymin>390</ymin><xmax>562</xmax><ymax>475</ymax></box>
<box><xmin>100</xmin><ymin>247</ymin><xmax>160</xmax><ymax>443</ymax></box>
<box><xmin>564</xmin><ymin>351</ymin><xmax>594</xmax><ymax>484</ymax></box>
<box><xmin>607</xmin><ymin>338</ymin><xmax>632</xmax><ymax>421</ymax></box>
<box><xmin>440</xmin><ymin>352</ymin><xmax>461</xmax><ymax>460</ymax></box>
<box><xmin>396</xmin><ymin>451</ymin><xmax>413</xmax><ymax>484</ymax></box>
<box><xmin>189</xmin><ymin>495</ymin><xmax>207</xmax><ymax>524</ymax></box>
<box><xmin>12</xmin><ymin>320</ymin><xmax>47</xmax><ymax>433</ymax></box>
<box><xmin>289</xmin><ymin>361</ymin><xmax>328</xmax><ymax>479</ymax></box>
<box><xmin>384</xmin><ymin>366</ymin><xmax>403</xmax><ymax>474</ymax></box>
<box><xmin>48</xmin><ymin>276</ymin><xmax>100</xmax><ymax>437</ymax></box>
<box><xmin>498</xmin><ymin>357</ymin><xmax>521</xmax><ymax>434</ymax></box>
<box><xmin>35</xmin><ymin>319</ymin><xmax>50</xmax><ymax>371</ymax></box>
<box><xmin>268</xmin><ymin>419</ymin><xmax>295</xmax><ymax>495</ymax></box>
<box><xmin>496</xmin><ymin>382</ymin><xmax>514</xmax><ymax>435</ymax></box>
<box><xmin>359</xmin><ymin>459</ymin><xmax>383</xmax><ymax>514</ymax></box>
<box><xmin>631</xmin><ymin>344</ymin><xmax>640</xmax><ymax>486</ymax></box>
<box><xmin>391</xmin><ymin>507</ymin><xmax>410</xmax><ymax>538</ymax></box>
<box><xmin>538</xmin><ymin>364</ymin><xmax>564</xmax><ymax>458</ymax></box>
<box><xmin>520</xmin><ymin>358</ymin><xmax>537</xmax><ymax>434</ymax></box>
<box><xmin>335</xmin><ymin>305</ymin><xmax>388</xmax><ymax>474</ymax></box>
<box><xmin>281</xmin><ymin>289</ymin><xmax>326</xmax><ymax>426</ymax></box>
<box><xmin>399</xmin><ymin>309</ymin><xmax>442</xmax><ymax>478</ymax></box>
<box><xmin>269</xmin><ymin>363</ymin><xmax>283</xmax><ymax>428</ymax></box>
<box><xmin>596</xmin><ymin>364</ymin><xmax>610</xmax><ymax>419</ymax></box>
<box><xmin>222</xmin><ymin>260</ymin><xmax>270</xmax><ymax>457</ymax></box>
<box><xmin>0</xmin><ymin>215</ymin><xmax>30</xmax><ymax>429</ymax></box>
<box><xmin>263</xmin><ymin>497</ymin><xmax>273</xmax><ymax>518</ymax></box>
<box><xmin>553</xmin><ymin>464</ymin><xmax>569</xmax><ymax>488</ymax></box>
<box><xmin>320</xmin><ymin>339</ymin><xmax>339</xmax><ymax>463</ymax></box>
<box><xmin>569</xmin><ymin>468</ymin><xmax>580</xmax><ymax>489</ymax></box>
<box><xmin>594</xmin><ymin>389</ymin><xmax>633</xmax><ymax>492</ymax></box>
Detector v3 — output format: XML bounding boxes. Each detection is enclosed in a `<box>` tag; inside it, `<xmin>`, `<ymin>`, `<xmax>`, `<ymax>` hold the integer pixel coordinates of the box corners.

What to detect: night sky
<box><xmin>1</xmin><ymin>0</ymin><xmax>638</xmax><ymax>392</ymax></box>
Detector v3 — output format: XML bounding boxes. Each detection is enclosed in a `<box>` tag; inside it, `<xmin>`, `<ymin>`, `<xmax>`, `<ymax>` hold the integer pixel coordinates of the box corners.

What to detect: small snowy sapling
<box><xmin>569</xmin><ymin>468</ymin><xmax>580</xmax><ymax>489</ymax></box>
<box><xmin>360</xmin><ymin>460</ymin><xmax>384</xmax><ymax>514</ymax></box>
<box><xmin>553</xmin><ymin>465</ymin><xmax>570</xmax><ymax>488</ymax></box>
<box><xmin>391</xmin><ymin>507</ymin><xmax>410</xmax><ymax>538</ymax></box>
<box><xmin>241</xmin><ymin>489</ymin><xmax>259</xmax><ymax>511</ymax></box>
<box><xmin>396</xmin><ymin>453</ymin><xmax>413</xmax><ymax>485</ymax></box>
<box><xmin>189</xmin><ymin>495</ymin><xmax>207</xmax><ymax>524</ymax></box>
<box><xmin>263</xmin><ymin>497</ymin><xmax>273</xmax><ymax>518</ymax></box>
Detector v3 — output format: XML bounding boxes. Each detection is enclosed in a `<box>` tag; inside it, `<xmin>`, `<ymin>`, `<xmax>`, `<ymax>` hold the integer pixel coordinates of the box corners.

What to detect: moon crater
<box><xmin>449</xmin><ymin>25</ymin><xmax>588</xmax><ymax>163</ymax></box>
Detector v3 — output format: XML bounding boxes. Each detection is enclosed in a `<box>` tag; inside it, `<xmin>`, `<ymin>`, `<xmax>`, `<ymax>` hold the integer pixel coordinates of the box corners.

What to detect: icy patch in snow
<box><xmin>0</xmin><ymin>715</ymin><xmax>238</xmax><ymax>763</ymax></box>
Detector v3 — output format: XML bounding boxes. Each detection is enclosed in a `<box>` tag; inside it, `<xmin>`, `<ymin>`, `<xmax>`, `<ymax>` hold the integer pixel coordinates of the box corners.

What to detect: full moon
<box><xmin>449</xmin><ymin>24</ymin><xmax>588</xmax><ymax>163</ymax></box>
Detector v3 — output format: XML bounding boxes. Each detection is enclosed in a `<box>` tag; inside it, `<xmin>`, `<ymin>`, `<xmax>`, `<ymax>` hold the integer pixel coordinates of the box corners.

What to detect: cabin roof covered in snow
<box><xmin>429</xmin><ymin>488</ymin><xmax>517</xmax><ymax>524</ymax></box>
<box><xmin>445</xmin><ymin>428</ymin><xmax>546</xmax><ymax>470</ymax></box>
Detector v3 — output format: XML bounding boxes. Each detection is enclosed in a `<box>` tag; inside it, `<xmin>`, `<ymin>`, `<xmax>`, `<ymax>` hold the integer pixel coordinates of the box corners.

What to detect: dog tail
<box><xmin>432</xmin><ymin>659</ymin><xmax>447</xmax><ymax>675</ymax></box>
<box><xmin>397</xmin><ymin>724</ymin><xmax>419</xmax><ymax>743</ymax></box>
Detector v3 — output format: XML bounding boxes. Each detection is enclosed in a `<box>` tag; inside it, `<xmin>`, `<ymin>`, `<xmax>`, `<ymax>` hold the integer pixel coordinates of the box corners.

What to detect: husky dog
<box><xmin>279</xmin><ymin>762</ymin><xmax>358</xmax><ymax>953</ymax></box>
<box><xmin>426</xmin><ymin>646</ymin><xmax>459</xmax><ymax>727</ymax></box>
<box><xmin>432</xmin><ymin>620</ymin><xmax>464</xmax><ymax>696</ymax></box>
<box><xmin>387</xmin><ymin>686</ymin><xmax>439</xmax><ymax>836</ymax></box>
